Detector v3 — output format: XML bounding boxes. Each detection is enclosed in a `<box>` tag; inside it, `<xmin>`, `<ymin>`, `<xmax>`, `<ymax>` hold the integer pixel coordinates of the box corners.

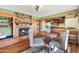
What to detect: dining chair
<box><xmin>49</xmin><ymin>29</ymin><xmax>70</xmax><ymax>53</ymax></box>
<box><xmin>28</xmin><ymin>26</ymin><xmax>44</xmax><ymax>53</ymax></box>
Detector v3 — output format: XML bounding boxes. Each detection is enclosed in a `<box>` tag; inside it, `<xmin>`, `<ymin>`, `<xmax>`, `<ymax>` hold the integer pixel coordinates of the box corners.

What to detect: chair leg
<box><xmin>64</xmin><ymin>50</ymin><xmax>68</xmax><ymax>53</ymax></box>
<box><xmin>41</xmin><ymin>46</ymin><xmax>47</xmax><ymax>53</ymax></box>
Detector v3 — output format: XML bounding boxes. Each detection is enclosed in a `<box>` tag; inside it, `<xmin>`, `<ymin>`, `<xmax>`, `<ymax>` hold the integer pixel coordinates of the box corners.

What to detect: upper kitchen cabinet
<box><xmin>14</xmin><ymin>12</ymin><xmax>32</xmax><ymax>24</ymax></box>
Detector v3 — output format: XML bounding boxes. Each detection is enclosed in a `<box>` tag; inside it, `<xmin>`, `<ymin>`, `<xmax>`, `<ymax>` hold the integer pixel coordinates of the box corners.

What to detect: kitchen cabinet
<box><xmin>0</xmin><ymin>36</ymin><xmax>30</xmax><ymax>53</ymax></box>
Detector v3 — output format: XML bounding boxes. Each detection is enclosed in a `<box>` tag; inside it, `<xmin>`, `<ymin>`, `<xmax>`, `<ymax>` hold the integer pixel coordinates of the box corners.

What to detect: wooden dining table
<box><xmin>35</xmin><ymin>31</ymin><xmax>60</xmax><ymax>44</ymax></box>
<box><xmin>48</xmin><ymin>32</ymin><xmax>60</xmax><ymax>39</ymax></box>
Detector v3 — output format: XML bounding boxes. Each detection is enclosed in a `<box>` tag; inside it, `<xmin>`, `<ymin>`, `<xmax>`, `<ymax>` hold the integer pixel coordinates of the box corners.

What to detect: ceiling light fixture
<box><xmin>32</xmin><ymin>5</ymin><xmax>41</xmax><ymax>11</ymax></box>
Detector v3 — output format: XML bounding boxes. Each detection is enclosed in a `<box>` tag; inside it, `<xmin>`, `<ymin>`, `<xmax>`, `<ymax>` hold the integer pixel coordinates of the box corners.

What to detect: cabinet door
<box><xmin>65</xmin><ymin>17</ymin><xmax>78</xmax><ymax>29</ymax></box>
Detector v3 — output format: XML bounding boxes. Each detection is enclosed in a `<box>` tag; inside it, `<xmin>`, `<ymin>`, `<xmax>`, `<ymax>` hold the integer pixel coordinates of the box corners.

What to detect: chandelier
<box><xmin>32</xmin><ymin>5</ymin><xmax>40</xmax><ymax>11</ymax></box>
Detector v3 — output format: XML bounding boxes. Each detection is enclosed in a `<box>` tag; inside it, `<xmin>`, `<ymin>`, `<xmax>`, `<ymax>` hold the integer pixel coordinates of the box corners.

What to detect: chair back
<box><xmin>61</xmin><ymin>30</ymin><xmax>69</xmax><ymax>51</ymax></box>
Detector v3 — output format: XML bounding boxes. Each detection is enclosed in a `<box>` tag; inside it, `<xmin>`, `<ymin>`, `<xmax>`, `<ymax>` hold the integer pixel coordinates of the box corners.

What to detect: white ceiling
<box><xmin>0</xmin><ymin>5</ymin><xmax>78</xmax><ymax>17</ymax></box>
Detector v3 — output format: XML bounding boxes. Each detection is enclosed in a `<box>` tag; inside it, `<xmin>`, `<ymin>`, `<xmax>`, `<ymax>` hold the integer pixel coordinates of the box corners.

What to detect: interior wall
<box><xmin>40</xmin><ymin>9</ymin><xmax>79</xmax><ymax>31</ymax></box>
<box><xmin>40</xmin><ymin>18</ymin><xmax>46</xmax><ymax>31</ymax></box>
<box><xmin>32</xmin><ymin>16</ymin><xmax>37</xmax><ymax>36</ymax></box>
<box><xmin>0</xmin><ymin>12</ymin><xmax>15</xmax><ymax>17</ymax></box>
<box><xmin>0</xmin><ymin>8</ymin><xmax>78</xmax><ymax>37</ymax></box>
<box><xmin>0</xmin><ymin>10</ymin><xmax>32</xmax><ymax>37</ymax></box>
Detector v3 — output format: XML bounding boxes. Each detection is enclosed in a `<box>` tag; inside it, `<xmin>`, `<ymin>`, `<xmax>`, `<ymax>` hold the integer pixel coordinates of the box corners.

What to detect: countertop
<box><xmin>0</xmin><ymin>36</ymin><xmax>28</xmax><ymax>48</ymax></box>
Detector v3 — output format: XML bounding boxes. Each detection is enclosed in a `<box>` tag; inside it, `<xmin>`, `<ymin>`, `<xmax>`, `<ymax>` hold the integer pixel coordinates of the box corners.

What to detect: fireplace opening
<box><xmin>19</xmin><ymin>28</ymin><xmax>29</xmax><ymax>36</ymax></box>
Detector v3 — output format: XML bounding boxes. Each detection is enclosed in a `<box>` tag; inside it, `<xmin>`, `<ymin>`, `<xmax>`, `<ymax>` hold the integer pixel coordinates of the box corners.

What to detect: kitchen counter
<box><xmin>0</xmin><ymin>36</ymin><xmax>29</xmax><ymax>47</ymax></box>
<box><xmin>0</xmin><ymin>36</ymin><xmax>30</xmax><ymax>53</ymax></box>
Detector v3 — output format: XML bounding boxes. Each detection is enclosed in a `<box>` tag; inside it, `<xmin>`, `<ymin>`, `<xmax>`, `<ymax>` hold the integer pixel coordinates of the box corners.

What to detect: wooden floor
<box><xmin>43</xmin><ymin>43</ymin><xmax>79</xmax><ymax>53</ymax></box>
<box><xmin>0</xmin><ymin>39</ymin><xmax>79</xmax><ymax>53</ymax></box>
<box><xmin>69</xmin><ymin>43</ymin><xmax>79</xmax><ymax>53</ymax></box>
